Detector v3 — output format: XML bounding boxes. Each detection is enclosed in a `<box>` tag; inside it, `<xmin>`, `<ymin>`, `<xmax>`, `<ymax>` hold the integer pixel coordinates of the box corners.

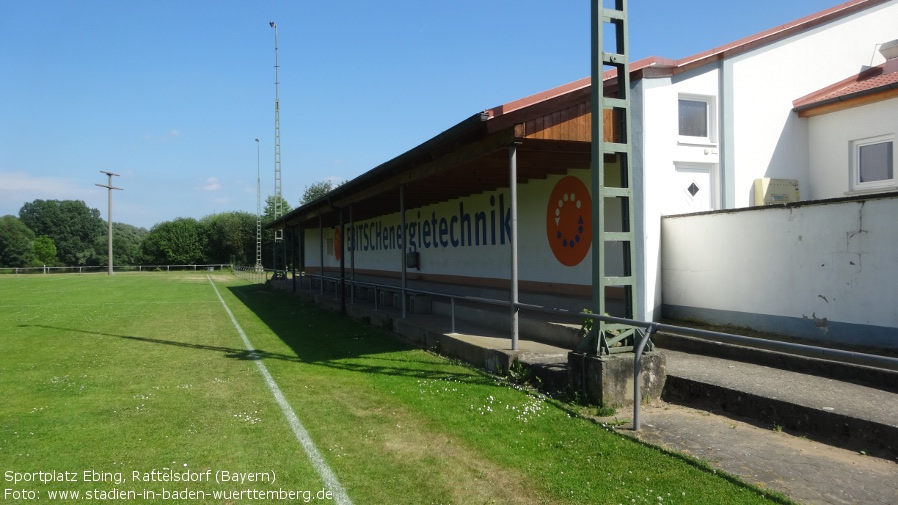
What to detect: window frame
<box><xmin>851</xmin><ymin>134</ymin><xmax>895</xmax><ymax>191</ymax></box>
<box><xmin>677</xmin><ymin>94</ymin><xmax>717</xmax><ymax>146</ymax></box>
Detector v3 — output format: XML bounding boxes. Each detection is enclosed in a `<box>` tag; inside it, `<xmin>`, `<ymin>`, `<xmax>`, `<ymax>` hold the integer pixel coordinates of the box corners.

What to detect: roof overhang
<box><xmin>270</xmin><ymin>78</ymin><xmax>610</xmax><ymax>231</ymax></box>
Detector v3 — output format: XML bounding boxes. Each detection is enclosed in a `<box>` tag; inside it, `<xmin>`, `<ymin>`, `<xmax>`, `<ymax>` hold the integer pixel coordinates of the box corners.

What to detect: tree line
<box><xmin>0</xmin><ymin>196</ymin><xmax>293</xmax><ymax>269</ymax></box>
<box><xmin>0</xmin><ymin>181</ymin><xmax>339</xmax><ymax>269</ymax></box>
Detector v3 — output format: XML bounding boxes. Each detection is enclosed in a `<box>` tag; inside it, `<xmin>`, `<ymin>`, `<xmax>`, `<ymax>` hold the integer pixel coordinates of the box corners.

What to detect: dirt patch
<box><xmin>336</xmin><ymin>391</ymin><xmax>551</xmax><ymax>504</ymax></box>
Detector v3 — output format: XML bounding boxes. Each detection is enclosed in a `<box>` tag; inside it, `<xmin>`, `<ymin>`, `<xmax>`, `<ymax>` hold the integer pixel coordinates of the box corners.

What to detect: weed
<box><xmin>578</xmin><ymin>308</ymin><xmax>595</xmax><ymax>339</ymax></box>
<box><xmin>508</xmin><ymin>359</ymin><xmax>530</xmax><ymax>383</ymax></box>
<box><xmin>601</xmin><ymin>418</ymin><xmax>630</xmax><ymax>428</ymax></box>
<box><xmin>596</xmin><ymin>405</ymin><xmax>617</xmax><ymax>417</ymax></box>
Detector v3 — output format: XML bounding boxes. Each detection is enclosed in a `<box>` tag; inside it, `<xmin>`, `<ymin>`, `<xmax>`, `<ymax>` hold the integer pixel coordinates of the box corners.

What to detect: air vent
<box><xmin>753</xmin><ymin>178</ymin><xmax>800</xmax><ymax>206</ymax></box>
<box><xmin>880</xmin><ymin>39</ymin><xmax>898</xmax><ymax>61</ymax></box>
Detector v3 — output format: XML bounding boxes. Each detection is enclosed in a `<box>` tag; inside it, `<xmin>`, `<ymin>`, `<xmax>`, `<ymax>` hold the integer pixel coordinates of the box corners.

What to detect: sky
<box><xmin>0</xmin><ymin>0</ymin><xmax>846</xmax><ymax>230</ymax></box>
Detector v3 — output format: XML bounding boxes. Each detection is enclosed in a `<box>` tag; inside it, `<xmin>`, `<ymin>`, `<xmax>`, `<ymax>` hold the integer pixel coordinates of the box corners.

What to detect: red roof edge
<box><xmin>793</xmin><ymin>65</ymin><xmax>886</xmax><ymax>108</ymax></box>
<box><xmin>675</xmin><ymin>0</ymin><xmax>890</xmax><ymax>72</ymax></box>
<box><xmin>485</xmin><ymin>56</ymin><xmax>675</xmax><ymax>119</ymax></box>
<box><xmin>486</xmin><ymin>0</ymin><xmax>889</xmax><ymax>121</ymax></box>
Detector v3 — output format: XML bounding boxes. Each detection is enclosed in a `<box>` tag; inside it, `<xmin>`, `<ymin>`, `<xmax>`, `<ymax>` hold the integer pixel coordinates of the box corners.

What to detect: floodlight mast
<box><xmin>270</xmin><ymin>20</ymin><xmax>284</xmax><ymax>273</ymax></box>
<box><xmin>95</xmin><ymin>171</ymin><xmax>122</xmax><ymax>275</ymax></box>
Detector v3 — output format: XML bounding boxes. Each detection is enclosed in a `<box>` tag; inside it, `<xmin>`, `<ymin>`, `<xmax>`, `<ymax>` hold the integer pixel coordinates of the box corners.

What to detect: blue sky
<box><xmin>1</xmin><ymin>0</ymin><xmax>842</xmax><ymax>229</ymax></box>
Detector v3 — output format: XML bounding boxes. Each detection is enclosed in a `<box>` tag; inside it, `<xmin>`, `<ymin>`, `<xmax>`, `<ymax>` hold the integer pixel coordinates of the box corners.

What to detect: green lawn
<box><xmin>0</xmin><ymin>272</ymin><xmax>792</xmax><ymax>504</ymax></box>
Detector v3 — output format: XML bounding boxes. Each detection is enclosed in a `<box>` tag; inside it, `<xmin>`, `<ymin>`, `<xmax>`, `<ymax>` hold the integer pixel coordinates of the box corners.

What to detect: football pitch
<box><xmin>0</xmin><ymin>272</ymin><xmax>792</xmax><ymax>504</ymax></box>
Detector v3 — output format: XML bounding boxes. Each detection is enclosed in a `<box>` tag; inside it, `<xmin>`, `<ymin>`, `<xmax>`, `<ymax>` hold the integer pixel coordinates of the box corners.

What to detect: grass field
<box><xmin>0</xmin><ymin>272</ymin><xmax>793</xmax><ymax>504</ymax></box>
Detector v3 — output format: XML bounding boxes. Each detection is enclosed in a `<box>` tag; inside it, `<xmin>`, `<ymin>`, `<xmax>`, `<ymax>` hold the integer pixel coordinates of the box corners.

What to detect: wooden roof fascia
<box><xmin>486</xmin><ymin>84</ymin><xmax>591</xmax><ymax>133</ymax></box>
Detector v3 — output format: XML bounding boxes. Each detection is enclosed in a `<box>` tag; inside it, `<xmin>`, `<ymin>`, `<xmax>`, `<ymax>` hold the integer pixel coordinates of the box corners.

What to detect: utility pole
<box><xmin>255</xmin><ymin>138</ymin><xmax>262</xmax><ymax>270</ymax></box>
<box><xmin>96</xmin><ymin>171</ymin><xmax>122</xmax><ymax>275</ymax></box>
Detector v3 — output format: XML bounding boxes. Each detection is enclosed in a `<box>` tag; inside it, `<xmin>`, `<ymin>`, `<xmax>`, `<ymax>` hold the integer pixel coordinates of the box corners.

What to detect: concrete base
<box><xmin>568</xmin><ymin>351</ymin><xmax>667</xmax><ymax>407</ymax></box>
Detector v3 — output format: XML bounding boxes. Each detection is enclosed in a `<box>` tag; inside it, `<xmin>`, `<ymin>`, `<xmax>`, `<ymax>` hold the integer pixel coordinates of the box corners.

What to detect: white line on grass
<box><xmin>207</xmin><ymin>276</ymin><xmax>353</xmax><ymax>505</ymax></box>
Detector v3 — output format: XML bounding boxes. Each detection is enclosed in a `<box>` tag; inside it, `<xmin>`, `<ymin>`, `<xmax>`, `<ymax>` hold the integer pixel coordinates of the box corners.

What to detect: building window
<box><xmin>678</xmin><ymin>95</ymin><xmax>716</xmax><ymax>145</ymax></box>
<box><xmin>852</xmin><ymin>135</ymin><xmax>895</xmax><ymax>190</ymax></box>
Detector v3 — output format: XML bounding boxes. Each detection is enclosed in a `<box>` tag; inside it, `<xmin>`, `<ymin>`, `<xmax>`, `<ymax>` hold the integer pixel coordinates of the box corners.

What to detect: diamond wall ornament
<box><xmin>687</xmin><ymin>182</ymin><xmax>700</xmax><ymax>196</ymax></box>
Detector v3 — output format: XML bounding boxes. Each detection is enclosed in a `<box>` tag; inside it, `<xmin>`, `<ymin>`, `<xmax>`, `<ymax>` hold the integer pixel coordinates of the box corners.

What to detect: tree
<box><xmin>260</xmin><ymin>195</ymin><xmax>293</xmax><ymax>268</ymax></box>
<box><xmin>301</xmin><ymin>180</ymin><xmax>342</xmax><ymax>205</ymax></box>
<box><xmin>139</xmin><ymin>218</ymin><xmax>204</xmax><ymax>265</ymax></box>
<box><xmin>18</xmin><ymin>200</ymin><xmax>105</xmax><ymax>266</ymax></box>
<box><xmin>263</xmin><ymin>194</ymin><xmax>293</xmax><ymax>221</ymax></box>
<box><xmin>200</xmin><ymin>212</ymin><xmax>256</xmax><ymax>265</ymax></box>
<box><xmin>0</xmin><ymin>215</ymin><xmax>35</xmax><ymax>268</ymax></box>
<box><xmin>116</xmin><ymin>222</ymin><xmax>148</xmax><ymax>265</ymax></box>
<box><xmin>94</xmin><ymin>222</ymin><xmax>148</xmax><ymax>266</ymax></box>
<box><xmin>31</xmin><ymin>235</ymin><xmax>58</xmax><ymax>266</ymax></box>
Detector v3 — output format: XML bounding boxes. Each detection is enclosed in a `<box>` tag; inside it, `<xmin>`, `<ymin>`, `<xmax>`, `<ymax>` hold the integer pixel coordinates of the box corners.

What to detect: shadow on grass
<box><xmin>225</xmin><ymin>283</ymin><xmax>489</xmax><ymax>383</ymax></box>
<box><xmin>20</xmin><ymin>280</ymin><xmax>485</xmax><ymax>384</ymax></box>
<box><xmin>18</xmin><ymin>324</ymin><xmax>301</xmax><ymax>363</ymax></box>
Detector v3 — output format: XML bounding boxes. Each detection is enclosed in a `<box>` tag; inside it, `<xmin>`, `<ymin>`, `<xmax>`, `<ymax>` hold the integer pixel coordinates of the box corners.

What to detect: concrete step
<box><xmin>654</xmin><ymin>331</ymin><xmax>898</xmax><ymax>393</ymax></box>
<box><xmin>660</xmin><ymin>349</ymin><xmax>898</xmax><ymax>457</ymax></box>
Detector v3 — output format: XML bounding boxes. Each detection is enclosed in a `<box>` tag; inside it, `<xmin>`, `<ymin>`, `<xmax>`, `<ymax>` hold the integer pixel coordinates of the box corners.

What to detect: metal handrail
<box><xmin>284</xmin><ymin>272</ymin><xmax>898</xmax><ymax>430</ymax></box>
<box><xmin>294</xmin><ymin>272</ymin><xmax>898</xmax><ymax>371</ymax></box>
<box><xmin>653</xmin><ymin>322</ymin><xmax>898</xmax><ymax>372</ymax></box>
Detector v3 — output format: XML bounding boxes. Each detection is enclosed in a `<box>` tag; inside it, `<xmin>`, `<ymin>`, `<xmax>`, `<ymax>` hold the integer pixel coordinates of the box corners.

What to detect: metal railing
<box><xmin>0</xmin><ymin>264</ymin><xmax>232</xmax><ymax>275</ymax></box>
<box><xmin>232</xmin><ymin>265</ymin><xmax>272</xmax><ymax>284</ymax></box>
<box><xmin>261</xmin><ymin>271</ymin><xmax>898</xmax><ymax>431</ymax></box>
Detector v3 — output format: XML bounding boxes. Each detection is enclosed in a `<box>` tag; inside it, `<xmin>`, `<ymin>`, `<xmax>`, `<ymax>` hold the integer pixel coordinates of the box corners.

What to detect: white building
<box><xmin>272</xmin><ymin>0</ymin><xmax>898</xmax><ymax>349</ymax></box>
<box><xmin>661</xmin><ymin>19</ymin><xmax>898</xmax><ymax>349</ymax></box>
<box><xmin>627</xmin><ymin>0</ymin><xmax>898</xmax><ymax>323</ymax></box>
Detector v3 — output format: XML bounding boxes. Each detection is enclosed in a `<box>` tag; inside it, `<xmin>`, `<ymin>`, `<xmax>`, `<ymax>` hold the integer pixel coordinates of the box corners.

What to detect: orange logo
<box><xmin>546</xmin><ymin>176</ymin><xmax>591</xmax><ymax>266</ymax></box>
<box><xmin>333</xmin><ymin>227</ymin><xmax>342</xmax><ymax>261</ymax></box>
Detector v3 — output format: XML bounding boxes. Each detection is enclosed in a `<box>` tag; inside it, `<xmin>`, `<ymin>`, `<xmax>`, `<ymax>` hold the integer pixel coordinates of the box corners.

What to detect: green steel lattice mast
<box><xmin>590</xmin><ymin>0</ymin><xmax>642</xmax><ymax>354</ymax></box>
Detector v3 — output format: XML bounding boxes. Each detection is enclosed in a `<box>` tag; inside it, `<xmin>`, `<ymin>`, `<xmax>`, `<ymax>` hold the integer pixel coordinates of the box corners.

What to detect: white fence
<box><xmin>0</xmin><ymin>264</ymin><xmax>232</xmax><ymax>275</ymax></box>
<box><xmin>661</xmin><ymin>193</ymin><xmax>898</xmax><ymax>350</ymax></box>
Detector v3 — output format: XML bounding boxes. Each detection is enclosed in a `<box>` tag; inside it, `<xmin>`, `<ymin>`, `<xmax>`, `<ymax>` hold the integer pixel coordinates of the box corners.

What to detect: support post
<box><xmin>339</xmin><ymin>209</ymin><xmax>346</xmax><ymax>313</ymax></box>
<box><xmin>291</xmin><ymin>227</ymin><xmax>297</xmax><ymax>293</ymax></box>
<box><xmin>400</xmin><ymin>185</ymin><xmax>407</xmax><ymax>319</ymax></box>
<box><xmin>450</xmin><ymin>297</ymin><xmax>456</xmax><ymax>334</ymax></box>
<box><xmin>633</xmin><ymin>323</ymin><xmax>658</xmax><ymax>431</ymax></box>
<box><xmin>350</xmin><ymin>205</ymin><xmax>355</xmax><ymax>306</ymax></box>
<box><xmin>509</xmin><ymin>143</ymin><xmax>520</xmax><ymax>351</ymax></box>
<box><xmin>319</xmin><ymin>215</ymin><xmax>324</xmax><ymax>295</ymax></box>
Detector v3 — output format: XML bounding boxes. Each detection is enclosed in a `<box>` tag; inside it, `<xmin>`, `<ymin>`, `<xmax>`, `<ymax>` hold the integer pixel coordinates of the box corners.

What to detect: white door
<box><xmin>672</xmin><ymin>164</ymin><xmax>716</xmax><ymax>214</ymax></box>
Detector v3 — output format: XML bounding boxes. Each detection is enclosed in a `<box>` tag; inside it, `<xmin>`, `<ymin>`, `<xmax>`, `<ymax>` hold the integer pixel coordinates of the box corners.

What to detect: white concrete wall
<box><xmin>660</xmin><ymin>195</ymin><xmax>898</xmax><ymax>349</ymax></box>
<box><xmin>807</xmin><ymin>98</ymin><xmax>898</xmax><ymax>199</ymax></box>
